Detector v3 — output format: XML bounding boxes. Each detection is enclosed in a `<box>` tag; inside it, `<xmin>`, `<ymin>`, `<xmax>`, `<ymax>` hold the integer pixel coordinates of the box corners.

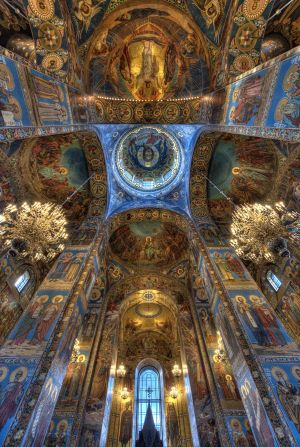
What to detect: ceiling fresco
<box><xmin>207</xmin><ymin>134</ymin><xmax>279</xmax><ymax>223</ymax></box>
<box><xmin>260</xmin><ymin>1</ymin><xmax>300</xmax><ymax>63</ymax></box>
<box><xmin>114</xmin><ymin>126</ymin><xmax>183</xmax><ymax>194</ymax></box>
<box><xmin>0</xmin><ymin>151</ymin><xmax>16</xmax><ymax>213</ymax></box>
<box><xmin>0</xmin><ymin>1</ymin><xmax>35</xmax><ymax>62</ymax></box>
<box><xmin>96</xmin><ymin>124</ymin><xmax>202</xmax><ymax>216</ymax></box>
<box><xmin>108</xmin><ymin>220</ymin><xmax>189</xmax><ymax>268</ymax></box>
<box><xmin>17</xmin><ymin>133</ymin><xmax>92</xmax><ymax>220</ymax></box>
<box><xmin>186</xmin><ymin>0</ymin><xmax>232</xmax><ymax>46</ymax></box>
<box><xmin>1</xmin><ymin>131</ymin><xmax>107</xmax><ymax>221</ymax></box>
<box><xmin>85</xmin><ymin>4</ymin><xmax>210</xmax><ymax>99</ymax></box>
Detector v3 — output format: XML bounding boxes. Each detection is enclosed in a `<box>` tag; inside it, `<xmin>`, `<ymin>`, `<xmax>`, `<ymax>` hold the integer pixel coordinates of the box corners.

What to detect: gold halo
<box><xmin>225</xmin><ymin>374</ymin><xmax>232</xmax><ymax>381</ymax></box>
<box><xmin>249</xmin><ymin>295</ymin><xmax>262</xmax><ymax>304</ymax></box>
<box><xmin>291</xmin><ymin>366</ymin><xmax>300</xmax><ymax>380</ymax></box>
<box><xmin>232</xmin><ymin>167</ymin><xmax>241</xmax><ymax>175</ymax></box>
<box><xmin>271</xmin><ymin>366</ymin><xmax>288</xmax><ymax>381</ymax></box>
<box><xmin>42</xmin><ymin>53</ymin><xmax>64</xmax><ymax>73</ymax></box>
<box><xmin>29</xmin><ymin>0</ymin><xmax>55</xmax><ymax>21</ymax></box>
<box><xmin>235</xmin><ymin>295</ymin><xmax>246</xmax><ymax>304</ymax></box>
<box><xmin>77</xmin><ymin>354</ymin><xmax>86</xmax><ymax>363</ymax></box>
<box><xmin>56</xmin><ymin>419</ymin><xmax>68</xmax><ymax>432</ymax></box>
<box><xmin>275</xmin><ymin>98</ymin><xmax>289</xmax><ymax>121</ymax></box>
<box><xmin>0</xmin><ymin>366</ymin><xmax>8</xmax><ymax>382</ymax></box>
<box><xmin>58</xmin><ymin>167</ymin><xmax>68</xmax><ymax>175</ymax></box>
<box><xmin>37</xmin><ymin>295</ymin><xmax>49</xmax><ymax>304</ymax></box>
<box><xmin>10</xmin><ymin>366</ymin><xmax>28</xmax><ymax>382</ymax></box>
<box><xmin>52</xmin><ymin>295</ymin><xmax>64</xmax><ymax>304</ymax></box>
<box><xmin>0</xmin><ymin>64</ymin><xmax>14</xmax><ymax>90</ymax></box>
<box><xmin>230</xmin><ymin>418</ymin><xmax>242</xmax><ymax>430</ymax></box>
<box><xmin>283</xmin><ymin>64</ymin><xmax>299</xmax><ymax>92</ymax></box>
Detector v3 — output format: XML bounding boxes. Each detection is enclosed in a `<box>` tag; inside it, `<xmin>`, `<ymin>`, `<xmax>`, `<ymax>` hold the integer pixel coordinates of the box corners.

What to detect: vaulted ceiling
<box><xmin>1</xmin><ymin>0</ymin><xmax>299</xmax><ymax>96</ymax></box>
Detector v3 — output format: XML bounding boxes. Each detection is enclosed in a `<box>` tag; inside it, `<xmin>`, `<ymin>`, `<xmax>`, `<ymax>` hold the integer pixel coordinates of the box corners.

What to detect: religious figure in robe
<box><xmin>0</xmin><ymin>367</ymin><xmax>27</xmax><ymax>430</ymax></box>
<box><xmin>136</xmin><ymin>41</ymin><xmax>160</xmax><ymax>100</ymax></box>
<box><xmin>119</xmin><ymin>402</ymin><xmax>132</xmax><ymax>446</ymax></box>
<box><xmin>213</xmin><ymin>252</ymin><xmax>235</xmax><ymax>280</ymax></box>
<box><xmin>167</xmin><ymin>403</ymin><xmax>179</xmax><ymax>447</ymax></box>
<box><xmin>250</xmin><ymin>296</ymin><xmax>287</xmax><ymax>346</ymax></box>
<box><xmin>33</xmin><ymin>304</ymin><xmax>58</xmax><ymax>343</ymax></box>
<box><xmin>272</xmin><ymin>367</ymin><xmax>300</xmax><ymax>434</ymax></box>
<box><xmin>12</xmin><ymin>298</ymin><xmax>48</xmax><ymax>345</ymax></box>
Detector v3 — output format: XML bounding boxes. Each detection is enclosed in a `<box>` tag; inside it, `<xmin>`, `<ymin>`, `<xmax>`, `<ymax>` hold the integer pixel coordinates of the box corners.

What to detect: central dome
<box><xmin>114</xmin><ymin>127</ymin><xmax>183</xmax><ymax>195</ymax></box>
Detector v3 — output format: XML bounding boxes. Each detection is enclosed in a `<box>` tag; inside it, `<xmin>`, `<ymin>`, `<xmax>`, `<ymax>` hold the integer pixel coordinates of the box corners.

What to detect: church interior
<box><xmin>0</xmin><ymin>0</ymin><xmax>300</xmax><ymax>446</ymax></box>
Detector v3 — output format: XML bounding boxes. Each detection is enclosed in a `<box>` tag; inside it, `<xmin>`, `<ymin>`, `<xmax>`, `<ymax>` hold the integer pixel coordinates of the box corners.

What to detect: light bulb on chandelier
<box><xmin>121</xmin><ymin>387</ymin><xmax>129</xmax><ymax>400</ymax></box>
<box><xmin>199</xmin><ymin>173</ymin><xmax>300</xmax><ymax>264</ymax></box>
<box><xmin>172</xmin><ymin>363</ymin><xmax>182</xmax><ymax>377</ymax></box>
<box><xmin>117</xmin><ymin>363</ymin><xmax>127</xmax><ymax>378</ymax></box>
<box><xmin>0</xmin><ymin>174</ymin><xmax>95</xmax><ymax>263</ymax></box>
<box><xmin>170</xmin><ymin>386</ymin><xmax>178</xmax><ymax>399</ymax></box>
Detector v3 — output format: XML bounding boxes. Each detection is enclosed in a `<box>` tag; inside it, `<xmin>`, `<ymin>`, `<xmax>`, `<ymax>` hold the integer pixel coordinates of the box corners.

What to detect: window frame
<box><xmin>132</xmin><ymin>358</ymin><xmax>167</xmax><ymax>447</ymax></box>
<box><xmin>266</xmin><ymin>270</ymin><xmax>282</xmax><ymax>292</ymax></box>
<box><xmin>14</xmin><ymin>270</ymin><xmax>30</xmax><ymax>293</ymax></box>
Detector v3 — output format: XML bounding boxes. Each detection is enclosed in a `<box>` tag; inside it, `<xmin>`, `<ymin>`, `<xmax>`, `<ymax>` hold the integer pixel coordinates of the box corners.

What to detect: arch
<box><xmin>22</xmin><ymin>0</ymin><xmax>80</xmax><ymax>84</ymax></box>
<box><xmin>11</xmin><ymin>130</ymin><xmax>107</xmax><ymax>222</ymax></box>
<box><xmin>221</xmin><ymin>0</ymin><xmax>279</xmax><ymax>84</ymax></box>
<box><xmin>190</xmin><ymin>131</ymin><xmax>282</xmax><ymax>226</ymax></box>
<box><xmin>83</xmin><ymin>0</ymin><xmax>211</xmax><ymax>98</ymax></box>
<box><xmin>133</xmin><ymin>358</ymin><xmax>167</xmax><ymax>447</ymax></box>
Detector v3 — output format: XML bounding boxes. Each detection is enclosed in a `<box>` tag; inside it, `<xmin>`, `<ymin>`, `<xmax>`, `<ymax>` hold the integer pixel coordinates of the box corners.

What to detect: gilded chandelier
<box><xmin>230</xmin><ymin>202</ymin><xmax>300</xmax><ymax>264</ymax></box>
<box><xmin>0</xmin><ymin>202</ymin><xmax>68</xmax><ymax>262</ymax></box>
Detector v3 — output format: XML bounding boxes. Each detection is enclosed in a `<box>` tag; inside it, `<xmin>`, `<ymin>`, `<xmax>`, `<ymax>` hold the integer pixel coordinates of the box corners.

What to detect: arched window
<box><xmin>137</xmin><ymin>367</ymin><xmax>162</xmax><ymax>434</ymax></box>
<box><xmin>133</xmin><ymin>360</ymin><xmax>166</xmax><ymax>446</ymax></box>
<box><xmin>14</xmin><ymin>271</ymin><xmax>30</xmax><ymax>293</ymax></box>
<box><xmin>266</xmin><ymin>270</ymin><xmax>282</xmax><ymax>292</ymax></box>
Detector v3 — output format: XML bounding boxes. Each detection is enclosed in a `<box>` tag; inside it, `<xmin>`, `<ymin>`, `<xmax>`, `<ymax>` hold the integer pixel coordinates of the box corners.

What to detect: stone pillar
<box><xmin>191</xmin><ymin>224</ymin><xmax>300</xmax><ymax>447</ymax></box>
<box><xmin>45</xmin><ymin>266</ymin><xmax>107</xmax><ymax>446</ymax></box>
<box><xmin>0</xmin><ymin>219</ymin><xmax>107</xmax><ymax>446</ymax></box>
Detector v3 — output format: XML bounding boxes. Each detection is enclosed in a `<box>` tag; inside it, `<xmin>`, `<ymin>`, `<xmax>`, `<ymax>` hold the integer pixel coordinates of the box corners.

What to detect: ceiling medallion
<box><xmin>243</xmin><ymin>0</ymin><xmax>269</xmax><ymax>20</ymax></box>
<box><xmin>135</xmin><ymin>302</ymin><xmax>162</xmax><ymax>318</ymax></box>
<box><xmin>143</xmin><ymin>291</ymin><xmax>154</xmax><ymax>302</ymax></box>
<box><xmin>113</xmin><ymin>126</ymin><xmax>184</xmax><ymax>197</ymax></box>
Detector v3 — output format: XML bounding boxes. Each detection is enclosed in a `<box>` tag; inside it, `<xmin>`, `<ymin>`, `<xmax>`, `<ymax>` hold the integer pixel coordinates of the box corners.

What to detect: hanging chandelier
<box><xmin>172</xmin><ymin>363</ymin><xmax>182</xmax><ymax>377</ymax></box>
<box><xmin>0</xmin><ymin>202</ymin><xmax>68</xmax><ymax>262</ymax></box>
<box><xmin>121</xmin><ymin>387</ymin><xmax>129</xmax><ymax>400</ymax></box>
<box><xmin>169</xmin><ymin>386</ymin><xmax>178</xmax><ymax>399</ymax></box>
<box><xmin>117</xmin><ymin>363</ymin><xmax>127</xmax><ymax>378</ymax></box>
<box><xmin>230</xmin><ymin>202</ymin><xmax>300</xmax><ymax>264</ymax></box>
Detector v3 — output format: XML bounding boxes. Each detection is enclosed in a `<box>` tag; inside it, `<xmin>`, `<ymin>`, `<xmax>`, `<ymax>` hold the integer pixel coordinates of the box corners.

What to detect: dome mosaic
<box><xmin>114</xmin><ymin>127</ymin><xmax>183</xmax><ymax>195</ymax></box>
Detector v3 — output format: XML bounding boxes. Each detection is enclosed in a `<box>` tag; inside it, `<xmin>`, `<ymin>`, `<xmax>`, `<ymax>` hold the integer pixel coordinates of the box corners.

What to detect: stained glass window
<box><xmin>14</xmin><ymin>271</ymin><xmax>30</xmax><ymax>293</ymax></box>
<box><xmin>137</xmin><ymin>367</ymin><xmax>162</xmax><ymax>435</ymax></box>
<box><xmin>266</xmin><ymin>270</ymin><xmax>282</xmax><ymax>292</ymax></box>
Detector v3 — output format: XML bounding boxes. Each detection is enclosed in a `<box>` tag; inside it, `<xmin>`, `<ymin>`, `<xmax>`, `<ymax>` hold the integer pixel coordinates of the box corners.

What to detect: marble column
<box><xmin>0</xmin><ymin>219</ymin><xmax>106</xmax><ymax>446</ymax></box>
<box><xmin>191</xmin><ymin>224</ymin><xmax>300</xmax><ymax>447</ymax></box>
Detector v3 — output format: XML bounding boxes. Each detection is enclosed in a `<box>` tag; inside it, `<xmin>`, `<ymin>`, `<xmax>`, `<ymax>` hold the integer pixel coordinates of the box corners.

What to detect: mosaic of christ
<box><xmin>109</xmin><ymin>221</ymin><xmax>188</xmax><ymax>267</ymax></box>
<box><xmin>88</xmin><ymin>16</ymin><xmax>209</xmax><ymax>100</ymax></box>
